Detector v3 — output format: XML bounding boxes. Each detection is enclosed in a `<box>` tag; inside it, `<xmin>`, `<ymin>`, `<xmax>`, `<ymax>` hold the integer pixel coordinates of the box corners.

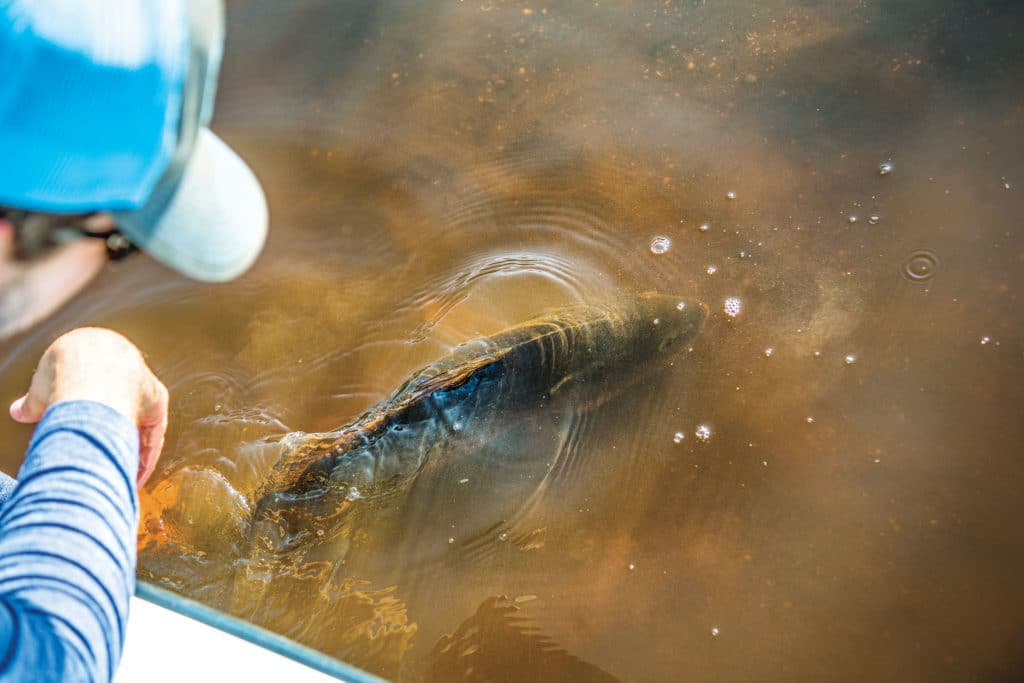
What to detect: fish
<box><xmin>232</xmin><ymin>293</ymin><xmax>704</xmax><ymax>617</ymax></box>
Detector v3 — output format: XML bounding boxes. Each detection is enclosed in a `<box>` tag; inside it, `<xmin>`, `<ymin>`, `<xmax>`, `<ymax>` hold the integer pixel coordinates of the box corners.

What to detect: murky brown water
<box><xmin>2</xmin><ymin>1</ymin><xmax>1023</xmax><ymax>681</ymax></box>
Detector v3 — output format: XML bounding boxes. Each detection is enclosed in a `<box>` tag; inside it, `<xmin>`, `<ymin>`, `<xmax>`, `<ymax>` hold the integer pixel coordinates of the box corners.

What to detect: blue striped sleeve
<box><xmin>0</xmin><ymin>474</ymin><xmax>14</xmax><ymax>506</ymax></box>
<box><xmin>0</xmin><ymin>400</ymin><xmax>139</xmax><ymax>683</ymax></box>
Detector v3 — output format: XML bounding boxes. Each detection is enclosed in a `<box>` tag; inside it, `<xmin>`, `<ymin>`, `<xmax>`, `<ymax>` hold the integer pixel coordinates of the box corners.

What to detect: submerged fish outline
<box><xmin>233</xmin><ymin>292</ymin><xmax>705</xmax><ymax>618</ymax></box>
<box><xmin>252</xmin><ymin>294</ymin><xmax>703</xmax><ymax>525</ymax></box>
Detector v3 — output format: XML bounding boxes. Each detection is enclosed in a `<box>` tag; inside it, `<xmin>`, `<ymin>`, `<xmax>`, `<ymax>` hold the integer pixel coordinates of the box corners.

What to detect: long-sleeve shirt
<box><xmin>0</xmin><ymin>401</ymin><xmax>138</xmax><ymax>683</ymax></box>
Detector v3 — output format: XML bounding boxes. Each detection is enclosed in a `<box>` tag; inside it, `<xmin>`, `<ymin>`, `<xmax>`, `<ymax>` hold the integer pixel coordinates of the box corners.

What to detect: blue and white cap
<box><xmin>0</xmin><ymin>0</ymin><xmax>267</xmax><ymax>282</ymax></box>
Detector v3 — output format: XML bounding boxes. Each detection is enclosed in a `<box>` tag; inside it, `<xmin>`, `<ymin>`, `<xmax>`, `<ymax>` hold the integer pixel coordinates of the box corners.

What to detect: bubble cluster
<box><xmin>723</xmin><ymin>297</ymin><xmax>743</xmax><ymax>318</ymax></box>
<box><xmin>650</xmin><ymin>235</ymin><xmax>672</xmax><ymax>255</ymax></box>
<box><xmin>901</xmin><ymin>250</ymin><xmax>939</xmax><ymax>283</ymax></box>
<box><xmin>695</xmin><ymin>424</ymin><xmax>712</xmax><ymax>442</ymax></box>
<box><xmin>980</xmin><ymin>336</ymin><xmax>991</xmax><ymax>345</ymax></box>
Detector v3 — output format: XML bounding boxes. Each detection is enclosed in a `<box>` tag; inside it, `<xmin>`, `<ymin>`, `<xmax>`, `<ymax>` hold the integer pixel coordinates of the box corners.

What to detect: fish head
<box><xmin>633</xmin><ymin>292</ymin><xmax>706</xmax><ymax>357</ymax></box>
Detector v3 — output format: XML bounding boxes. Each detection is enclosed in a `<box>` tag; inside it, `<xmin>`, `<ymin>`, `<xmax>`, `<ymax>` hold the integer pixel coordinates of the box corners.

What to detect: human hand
<box><xmin>9</xmin><ymin>327</ymin><xmax>170</xmax><ymax>486</ymax></box>
<box><xmin>0</xmin><ymin>217</ymin><xmax>108</xmax><ymax>341</ymax></box>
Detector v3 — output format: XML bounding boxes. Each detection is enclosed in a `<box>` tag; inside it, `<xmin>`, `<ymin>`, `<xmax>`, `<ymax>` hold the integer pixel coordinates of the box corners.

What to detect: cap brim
<box><xmin>119</xmin><ymin>128</ymin><xmax>268</xmax><ymax>282</ymax></box>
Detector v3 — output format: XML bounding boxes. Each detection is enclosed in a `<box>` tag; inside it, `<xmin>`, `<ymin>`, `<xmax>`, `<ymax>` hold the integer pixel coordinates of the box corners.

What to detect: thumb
<box><xmin>10</xmin><ymin>393</ymin><xmax>45</xmax><ymax>423</ymax></box>
<box><xmin>10</xmin><ymin>361</ymin><xmax>53</xmax><ymax>424</ymax></box>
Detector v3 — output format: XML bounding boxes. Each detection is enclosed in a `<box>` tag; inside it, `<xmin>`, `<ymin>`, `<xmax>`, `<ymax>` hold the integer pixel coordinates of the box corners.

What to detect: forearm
<box><xmin>0</xmin><ymin>401</ymin><xmax>139</xmax><ymax>683</ymax></box>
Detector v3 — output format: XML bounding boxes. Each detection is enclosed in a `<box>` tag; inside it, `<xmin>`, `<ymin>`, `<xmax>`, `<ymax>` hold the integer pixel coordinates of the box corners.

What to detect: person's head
<box><xmin>0</xmin><ymin>0</ymin><xmax>267</xmax><ymax>283</ymax></box>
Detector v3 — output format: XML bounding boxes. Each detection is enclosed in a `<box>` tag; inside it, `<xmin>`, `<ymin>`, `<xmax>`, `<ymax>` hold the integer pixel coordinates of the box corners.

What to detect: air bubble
<box><xmin>764</xmin><ymin>348</ymin><xmax>774</xmax><ymax>357</ymax></box>
<box><xmin>448</xmin><ymin>537</ymin><xmax>455</xmax><ymax>544</ymax></box>
<box><xmin>723</xmin><ymin>297</ymin><xmax>743</xmax><ymax>318</ymax></box>
<box><xmin>844</xmin><ymin>354</ymin><xmax>857</xmax><ymax>365</ymax></box>
<box><xmin>901</xmin><ymin>250</ymin><xmax>939</xmax><ymax>283</ymax></box>
<box><xmin>499</xmin><ymin>532</ymin><xmax>509</xmax><ymax>541</ymax></box>
<box><xmin>650</xmin><ymin>235</ymin><xmax>672</xmax><ymax>255</ymax></box>
<box><xmin>726</xmin><ymin>191</ymin><xmax>737</xmax><ymax>200</ymax></box>
<box><xmin>706</xmin><ymin>265</ymin><xmax>718</xmax><ymax>275</ymax></box>
<box><xmin>695</xmin><ymin>425</ymin><xmax>712</xmax><ymax>442</ymax></box>
<box><xmin>628</xmin><ymin>563</ymin><xmax>636</xmax><ymax>571</ymax></box>
<box><xmin>868</xmin><ymin>214</ymin><xmax>881</xmax><ymax>225</ymax></box>
<box><xmin>806</xmin><ymin>416</ymin><xmax>815</xmax><ymax>424</ymax></box>
<box><xmin>879</xmin><ymin>161</ymin><xmax>894</xmax><ymax>175</ymax></box>
<box><xmin>711</xmin><ymin>627</ymin><xmax>721</xmax><ymax>637</ymax></box>
<box><xmin>698</xmin><ymin>222</ymin><xmax>711</xmax><ymax>233</ymax></box>
<box><xmin>673</xmin><ymin>432</ymin><xmax>685</xmax><ymax>444</ymax></box>
<box><xmin>980</xmin><ymin>336</ymin><xmax>991</xmax><ymax>345</ymax></box>
<box><xmin>847</xmin><ymin>215</ymin><xmax>858</xmax><ymax>224</ymax></box>
<box><xmin>676</xmin><ymin>301</ymin><xmax>686</xmax><ymax>310</ymax></box>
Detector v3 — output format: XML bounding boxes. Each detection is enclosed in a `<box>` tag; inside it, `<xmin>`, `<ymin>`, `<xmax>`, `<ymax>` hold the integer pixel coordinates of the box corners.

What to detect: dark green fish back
<box><xmin>255</xmin><ymin>293</ymin><xmax>704</xmax><ymax>511</ymax></box>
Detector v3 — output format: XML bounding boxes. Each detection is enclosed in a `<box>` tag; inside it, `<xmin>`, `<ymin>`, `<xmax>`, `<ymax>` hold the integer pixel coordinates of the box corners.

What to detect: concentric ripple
<box><xmin>901</xmin><ymin>249</ymin><xmax>940</xmax><ymax>283</ymax></box>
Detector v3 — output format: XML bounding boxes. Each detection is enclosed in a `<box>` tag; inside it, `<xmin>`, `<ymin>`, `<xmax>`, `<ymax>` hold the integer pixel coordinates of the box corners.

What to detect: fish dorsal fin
<box><xmin>402</xmin><ymin>353</ymin><xmax>500</xmax><ymax>406</ymax></box>
<box><xmin>257</xmin><ymin>430</ymin><xmax>353</xmax><ymax>501</ymax></box>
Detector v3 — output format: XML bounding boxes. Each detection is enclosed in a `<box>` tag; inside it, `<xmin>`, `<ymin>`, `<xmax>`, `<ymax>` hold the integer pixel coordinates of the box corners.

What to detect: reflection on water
<box><xmin>1</xmin><ymin>0</ymin><xmax>1023</xmax><ymax>681</ymax></box>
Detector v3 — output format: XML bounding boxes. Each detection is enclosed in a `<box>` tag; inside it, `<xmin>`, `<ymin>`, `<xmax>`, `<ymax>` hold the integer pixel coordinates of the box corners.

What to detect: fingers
<box><xmin>136</xmin><ymin>377</ymin><xmax>169</xmax><ymax>487</ymax></box>
<box><xmin>137</xmin><ymin>422</ymin><xmax>166</xmax><ymax>486</ymax></box>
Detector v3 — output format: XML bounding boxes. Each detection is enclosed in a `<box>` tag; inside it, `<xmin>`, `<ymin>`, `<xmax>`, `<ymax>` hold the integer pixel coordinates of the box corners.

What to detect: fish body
<box><xmin>253</xmin><ymin>293</ymin><xmax>704</xmax><ymax>520</ymax></box>
<box><xmin>233</xmin><ymin>292</ymin><xmax>704</xmax><ymax>617</ymax></box>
